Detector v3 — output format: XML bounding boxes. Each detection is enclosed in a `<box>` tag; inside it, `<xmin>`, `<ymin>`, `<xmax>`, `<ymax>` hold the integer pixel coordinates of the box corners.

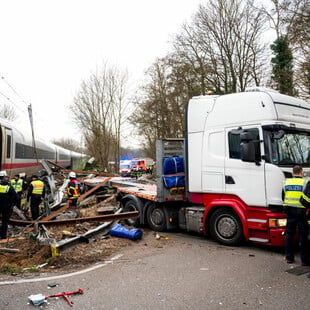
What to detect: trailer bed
<box><xmin>83</xmin><ymin>176</ymin><xmax>158</xmax><ymax>201</ymax></box>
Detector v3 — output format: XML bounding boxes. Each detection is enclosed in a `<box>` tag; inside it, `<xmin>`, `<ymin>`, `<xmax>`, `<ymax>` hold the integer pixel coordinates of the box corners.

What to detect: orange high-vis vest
<box><xmin>66</xmin><ymin>179</ymin><xmax>79</xmax><ymax>199</ymax></box>
<box><xmin>31</xmin><ymin>180</ymin><xmax>44</xmax><ymax>195</ymax></box>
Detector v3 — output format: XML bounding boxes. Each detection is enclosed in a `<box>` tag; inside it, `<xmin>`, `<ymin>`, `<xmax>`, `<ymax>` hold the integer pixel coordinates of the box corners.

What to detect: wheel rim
<box><xmin>126</xmin><ymin>204</ymin><xmax>136</xmax><ymax>212</ymax></box>
<box><xmin>125</xmin><ymin>202</ymin><xmax>138</xmax><ymax>225</ymax></box>
<box><xmin>150</xmin><ymin>208</ymin><xmax>164</xmax><ymax>226</ymax></box>
<box><xmin>216</xmin><ymin>216</ymin><xmax>237</xmax><ymax>239</ymax></box>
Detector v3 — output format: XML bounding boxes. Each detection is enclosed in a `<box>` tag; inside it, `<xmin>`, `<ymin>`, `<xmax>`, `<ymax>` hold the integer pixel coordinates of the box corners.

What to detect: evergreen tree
<box><xmin>270</xmin><ymin>36</ymin><xmax>295</xmax><ymax>95</ymax></box>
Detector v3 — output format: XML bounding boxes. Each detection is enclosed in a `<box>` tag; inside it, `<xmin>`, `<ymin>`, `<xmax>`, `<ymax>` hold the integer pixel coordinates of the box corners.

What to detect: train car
<box><xmin>0</xmin><ymin>116</ymin><xmax>86</xmax><ymax>177</ymax></box>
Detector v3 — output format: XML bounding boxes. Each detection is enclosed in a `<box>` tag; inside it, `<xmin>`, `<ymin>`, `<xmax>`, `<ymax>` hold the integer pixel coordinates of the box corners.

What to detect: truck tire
<box><xmin>123</xmin><ymin>199</ymin><xmax>141</xmax><ymax>227</ymax></box>
<box><xmin>210</xmin><ymin>207</ymin><xmax>243</xmax><ymax>246</ymax></box>
<box><xmin>147</xmin><ymin>204</ymin><xmax>167</xmax><ymax>232</ymax></box>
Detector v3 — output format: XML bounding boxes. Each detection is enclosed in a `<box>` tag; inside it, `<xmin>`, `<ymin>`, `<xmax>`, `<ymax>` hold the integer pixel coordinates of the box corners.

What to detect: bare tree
<box><xmin>263</xmin><ymin>0</ymin><xmax>305</xmax><ymax>39</ymax></box>
<box><xmin>131</xmin><ymin>0</ymin><xmax>268</xmax><ymax>157</ymax></box>
<box><xmin>52</xmin><ymin>137</ymin><xmax>85</xmax><ymax>154</ymax></box>
<box><xmin>0</xmin><ymin>103</ymin><xmax>17</xmax><ymax>121</ymax></box>
<box><xmin>263</xmin><ymin>0</ymin><xmax>309</xmax><ymax>98</ymax></box>
<box><xmin>173</xmin><ymin>23</ymin><xmax>211</xmax><ymax>95</ymax></box>
<box><xmin>287</xmin><ymin>0</ymin><xmax>310</xmax><ymax>98</ymax></box>
<box><xmin>70</xmin><ymin>64</ymin><xmax>128</xmax><ymax>171</ymax></box>
<box><xmin>130</xmin><ymin>57</ymin><xmax>186</xmax><ymax>157</ymax></box>
<box><xmin>174</xmin><ymin>0</ymin><xmax>268</xmax><ymax>93</ymax></box>
<box><xmin>130</xmin><ymin>0</ymin><xmax>309</xmax><ymax>157</ymax></box>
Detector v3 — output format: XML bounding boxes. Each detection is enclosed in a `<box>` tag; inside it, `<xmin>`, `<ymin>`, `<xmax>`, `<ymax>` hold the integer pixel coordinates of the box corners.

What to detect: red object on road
<box><xmin>29</xmin><ymin>288</ymin><xmax>84</xmax><ymax>307</ymax></box>
<box><xmin>46</xmin><ymin>289</ymin><xmax>84</xmax><ymax>307</ymax></box>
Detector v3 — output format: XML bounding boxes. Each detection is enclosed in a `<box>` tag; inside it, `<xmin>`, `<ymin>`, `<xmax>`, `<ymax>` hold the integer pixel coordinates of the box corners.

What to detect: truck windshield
<box><xmin>266</xmin><ymin>129</ymin><xmax>310</xmax><ymax>166</ymax></box>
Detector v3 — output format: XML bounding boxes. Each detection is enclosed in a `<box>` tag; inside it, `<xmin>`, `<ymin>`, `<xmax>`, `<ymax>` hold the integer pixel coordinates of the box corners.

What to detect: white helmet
<box><xmin>0</xmin><ymin>170</ymin><xmax>7</xmax><ymax>177</ymax></box>
<box><xmin>68</xmin><ymin>171</ymin><xmax>76</xmax><ymax>178</ymax></box>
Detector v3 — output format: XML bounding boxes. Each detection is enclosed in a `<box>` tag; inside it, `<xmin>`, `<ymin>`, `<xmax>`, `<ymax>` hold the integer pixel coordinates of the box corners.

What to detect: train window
<box><xmin>6</xmin><ymin>135</ymin><xmax>11</xmax><ymax>158</ymax></box>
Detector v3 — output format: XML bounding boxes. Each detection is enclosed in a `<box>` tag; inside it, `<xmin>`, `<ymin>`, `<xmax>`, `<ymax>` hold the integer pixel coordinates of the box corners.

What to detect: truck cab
<box><xmin>186</xmin><ymin>88</ymin><xmax>310</xmax><ymax>245</ymax></box>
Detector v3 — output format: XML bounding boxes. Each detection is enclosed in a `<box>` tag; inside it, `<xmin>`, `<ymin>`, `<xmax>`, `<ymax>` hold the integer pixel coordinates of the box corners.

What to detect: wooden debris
<box><xmin>0</xmin><ymin>248</ymin><xmax>20</xmax><ymax>253</ymax></box>
<box><xmin>78</xmin><ymin>178</ymin><xmax>112</xmax><ymax>202</ymax></box>
<box><xmin>9</xmin><ymin>211</ymin><xmax>139</xmax><ymax>226</ymax></box>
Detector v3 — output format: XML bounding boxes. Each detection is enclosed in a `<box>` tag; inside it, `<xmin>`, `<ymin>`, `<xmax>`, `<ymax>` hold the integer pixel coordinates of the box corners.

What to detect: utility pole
<box><xmin>28</xmin><ymin>103</ymin><xmax>39</xmax><ymax>164</ymax></box>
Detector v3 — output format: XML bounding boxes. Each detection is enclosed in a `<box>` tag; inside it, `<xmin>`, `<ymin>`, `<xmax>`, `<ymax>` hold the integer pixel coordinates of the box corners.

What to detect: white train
<box><xmin>0</xmin><ymin>116</ymin><xmax>86</xmax><ymax>177</ymax></box>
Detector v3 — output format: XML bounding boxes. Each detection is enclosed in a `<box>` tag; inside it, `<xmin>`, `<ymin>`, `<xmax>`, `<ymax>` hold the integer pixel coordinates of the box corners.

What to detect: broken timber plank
<box><xmin>46</xmin><ymin>160</ymin><xmax>66</xmax><ymax>170</ymax></box>
<box><xmin>23</xmin><ymin>203</ymin><xmax>71</xmax><ymax>233</ymax></box>
<box><xmin>43</xmin><ymin>203</ymin><xmax>70</xmax><ymax>221</ymax></box>
<box><xmin>61</xmin><ymin>168</ymin><xmax>117</xmax><ymax>177</ymax></box>
<box><xmin>78</xmin><ymin>178</ymin><xmax>112</xmax><ymax>202</ymax></box>
<box><xmin>51</xmin><ymin>210</ymin><xmax>137</xmax><ymax>254</ymax></box>
<box><xmin>0</xmin><ymin>248</ymin><xmax>20</xmax><ymax>253</ymax></box>
<box><xmin>94</xmin><ymin>194</ymin><xmax>116</xmax><ymax>209</ymax></box>
<box><xmin>19</xmin><ymin>179</ymin><xmax>112</xmax><ymax>232</ymax></box>
<box><xmin>9</xmin><ymin>211</ymin><xmax>139</xmax><ymax>226</ymax></box>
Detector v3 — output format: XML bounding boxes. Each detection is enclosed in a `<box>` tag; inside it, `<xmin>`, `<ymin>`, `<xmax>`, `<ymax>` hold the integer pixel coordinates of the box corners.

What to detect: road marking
<box><xmin>0</xmin><ymin>254</ymin><xmax>123</xmax><ymax>286</ymax></box>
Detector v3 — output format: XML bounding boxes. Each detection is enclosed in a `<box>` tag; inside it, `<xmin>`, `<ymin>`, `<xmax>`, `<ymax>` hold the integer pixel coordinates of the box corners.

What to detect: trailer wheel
<box><xmin>123</xmin><ymin>199</ymin><xmax>141</xmax><ymax>227</ymax></box>
<box><xmin>210</xmin><ymin>208</ymin><xmax>243</xmax><ymax>246</ymax></box>
<box><xmin>147</xmin><ymin>205</ymin><xmax>167</xmax><ymax>232</ymax></box>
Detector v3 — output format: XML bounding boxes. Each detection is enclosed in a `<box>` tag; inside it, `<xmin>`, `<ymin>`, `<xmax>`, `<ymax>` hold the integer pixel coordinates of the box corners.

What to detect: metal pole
<box><xmin>27</xmin><ymin>103</ymin><xmax>39</xmax><ymax>164</ymax></box>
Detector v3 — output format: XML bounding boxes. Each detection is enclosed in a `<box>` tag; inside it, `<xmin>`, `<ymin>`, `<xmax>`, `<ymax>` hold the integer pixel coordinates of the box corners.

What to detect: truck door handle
<box><xmin>225</xmin><ymin>176</ymin><xmax>235</xmax><ymax>184</ymax></box>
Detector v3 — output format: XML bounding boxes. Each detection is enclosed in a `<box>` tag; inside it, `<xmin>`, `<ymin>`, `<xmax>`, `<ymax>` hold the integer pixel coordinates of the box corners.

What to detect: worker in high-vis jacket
<box><xmin>66</xmin><ymin>171</ymin><xmax>80</xmax><ymax>207</ymax></box>
<box><xmin>0</xmin><ymin>176</ymin><xmax>18</xmax><ymax>239</ymax></box>
<box><xmin>27</xmin><ymin>174</ymin><xmax>45</xmax><ymax>220</ymax></box>
<box><xmin>10</xmin><ymin>174</ymin><xmax>24</xmax><ymax>209</ymax></box>
<box><xmin>283</xmin><ymin>165</ymin><xmax>310</xmax><ymax>265</ymax></box>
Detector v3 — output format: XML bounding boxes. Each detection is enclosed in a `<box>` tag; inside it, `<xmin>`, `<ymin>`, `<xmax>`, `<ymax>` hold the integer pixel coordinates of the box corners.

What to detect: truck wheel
<box><xmin>123</xmin><ymin>199</ymin><xmax>141</xmax><ymax>227</ymax></box>
<box><xmin>147</xmin><ymin>205</ymin><xmax>167</xmax><ymax>232</ymax></box>
<box><xmin>210</xmin><ymin>208</ymin><xmax>243</xmax><ymax>246</ymax></box>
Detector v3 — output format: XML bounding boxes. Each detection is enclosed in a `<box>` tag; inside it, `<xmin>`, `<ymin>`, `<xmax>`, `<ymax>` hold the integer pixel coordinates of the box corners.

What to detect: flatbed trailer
<box><xmin>110</xmin><ymin>139</ymin><xmax>188</xmax><ymax>231</ymax></box>
<box><xmin>83</xmin><ymin>139</ymin><xmax>188</xmax><ymax>231</ymax></box>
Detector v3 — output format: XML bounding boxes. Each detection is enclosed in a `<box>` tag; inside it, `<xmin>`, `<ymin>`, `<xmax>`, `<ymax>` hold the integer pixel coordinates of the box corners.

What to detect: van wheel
<box><xmin>210</xmin><ymin>208</ymin><xmax>243</xmax><ymax>246</ymax></box>
<box><xmin>147</xmin><ymin>204</ymin><xmax>167</xmax><ymax>232</ymax></box>
<box><xmin>123</xmin><ymin>199</ymin><xmax>141</xmax><ymax>227</ymax></box>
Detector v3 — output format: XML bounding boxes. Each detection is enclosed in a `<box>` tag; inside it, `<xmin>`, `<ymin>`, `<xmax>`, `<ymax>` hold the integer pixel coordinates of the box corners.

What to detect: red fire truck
<box><xmin>130</xmin><ymin>158</ymin><xmax>154</xmax><ymax>174</ymax></box>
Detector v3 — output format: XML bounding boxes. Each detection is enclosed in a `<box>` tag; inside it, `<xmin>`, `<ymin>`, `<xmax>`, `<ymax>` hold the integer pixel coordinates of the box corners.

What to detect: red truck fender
<box><xmin>202</xmin><ymin>194</ymin><xmax>249</xmax><ymax>242</ymax></box>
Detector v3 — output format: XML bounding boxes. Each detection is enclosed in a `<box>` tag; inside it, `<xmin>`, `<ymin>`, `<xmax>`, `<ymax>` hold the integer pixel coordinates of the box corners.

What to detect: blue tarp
<box><xmin>109</xmin><ymin>223</ymin><xmax>143</xmax><ymax>240</ymax></box>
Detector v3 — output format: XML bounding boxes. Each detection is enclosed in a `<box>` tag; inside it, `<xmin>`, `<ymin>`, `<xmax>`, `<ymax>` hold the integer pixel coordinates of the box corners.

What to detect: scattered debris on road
<box><xmin>0</xmin><ymin>160</ymin><xmax>148</xmax><ymax>275</ymax></box>
<box><xmin>28</xmin><ymin>288</ymin><xmax>84</xmax><ymax>307</ymax></box>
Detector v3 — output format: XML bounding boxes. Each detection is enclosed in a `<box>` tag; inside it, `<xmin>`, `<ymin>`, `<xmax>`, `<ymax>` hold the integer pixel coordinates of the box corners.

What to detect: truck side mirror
<box><xmin>240</xmin><ymin>141</ymin><xmax>255</xmax><ymax>162</ymax></box>
<box><xmin>240</xmin><ymin>132</ymin><xmax>253</xmax><ymax>142</ymax></box>
<box><xmin>240</xmin><ymin>132</ymin><xmax>261</xmax><ymax>165</ymax></box>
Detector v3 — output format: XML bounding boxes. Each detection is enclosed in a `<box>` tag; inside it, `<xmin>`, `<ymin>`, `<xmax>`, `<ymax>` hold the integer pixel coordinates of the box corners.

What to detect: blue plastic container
<box><xmin>163</xmin><ymin>175</ymin><xmax>185</xmax><ymax>188</ymax></box>
<box><xmin>109</xmin><ymin>223</ymin><xmax>143</xmax><ymax>240</ymax></box>
<box><xmin>163</xmin><ymin>156</ymin><xmax>184</xmax><ymax>174</ymax></box>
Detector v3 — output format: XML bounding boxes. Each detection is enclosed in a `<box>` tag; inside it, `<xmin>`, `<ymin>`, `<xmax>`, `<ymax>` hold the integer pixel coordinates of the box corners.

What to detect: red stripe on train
<box><xmin>2</xmin><ymin>161</ymin><xmax>70</xmax><ymax>169</ymax></box>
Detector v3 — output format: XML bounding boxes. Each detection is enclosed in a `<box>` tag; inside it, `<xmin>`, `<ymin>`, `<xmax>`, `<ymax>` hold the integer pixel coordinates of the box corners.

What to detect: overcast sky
<box><xmin>0</xmin><ymin>0</ymin><xmax>203</xmax><ymax>148</ymax></box>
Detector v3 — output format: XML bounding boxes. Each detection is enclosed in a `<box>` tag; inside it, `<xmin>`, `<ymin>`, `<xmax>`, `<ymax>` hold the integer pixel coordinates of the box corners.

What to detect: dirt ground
<box><xmin>0</xmin><ymin>219</ymin><xmax>157</xmax><ymax>275</ymax></box>
<box><xmin>0</xmin><ymin>174</ymin><xmax>160</xmax><ymax>276</ymax></box>
<box><xmin>0</xmin><ymin>193</ymin><xmax>157</xmax><ymax>276</ymax></box>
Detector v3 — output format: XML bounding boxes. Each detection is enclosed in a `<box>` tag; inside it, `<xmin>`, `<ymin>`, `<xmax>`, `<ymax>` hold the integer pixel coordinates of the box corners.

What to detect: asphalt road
<box><xmin>0</xmin><ymin>231</ymin><xmax>309</xmax><ymax>310</ymax></box>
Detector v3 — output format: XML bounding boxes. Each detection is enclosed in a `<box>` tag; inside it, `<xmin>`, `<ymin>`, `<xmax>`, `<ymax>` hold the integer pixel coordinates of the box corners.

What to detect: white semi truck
<box><xmin>114</xmin><ymin>88</ymin><xmax>310</xmax><ymax>246</ymax></box>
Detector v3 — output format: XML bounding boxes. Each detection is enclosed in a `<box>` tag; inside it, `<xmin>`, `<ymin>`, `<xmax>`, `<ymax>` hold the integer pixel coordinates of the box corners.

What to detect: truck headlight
<box><xmin>269</xmin><ymin>218</ymin><xmax>287</xmax><ymax>228</ymax></box>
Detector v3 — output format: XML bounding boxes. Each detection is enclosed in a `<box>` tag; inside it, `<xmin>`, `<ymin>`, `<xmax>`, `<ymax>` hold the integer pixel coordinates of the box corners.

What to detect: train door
<box><xmin>3</xmin><ymin>127</ymin><xmax>13</xmax><ymax>173</ymax></box>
